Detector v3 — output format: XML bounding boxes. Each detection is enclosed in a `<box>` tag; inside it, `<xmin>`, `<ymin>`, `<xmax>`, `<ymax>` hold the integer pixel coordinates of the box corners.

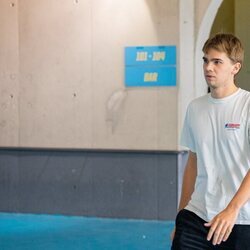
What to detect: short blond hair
<box><xmin>202</xmin><ymin>33</ymin><xmax>244</xmax><ymax>65</ymax></box>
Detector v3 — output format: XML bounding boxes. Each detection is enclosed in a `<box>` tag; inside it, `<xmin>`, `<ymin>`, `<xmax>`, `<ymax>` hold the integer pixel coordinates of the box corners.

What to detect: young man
<box><xmin>171</xmin><ymin>33</ymin><xmax>250</xmax><ymax>249</ymax></box>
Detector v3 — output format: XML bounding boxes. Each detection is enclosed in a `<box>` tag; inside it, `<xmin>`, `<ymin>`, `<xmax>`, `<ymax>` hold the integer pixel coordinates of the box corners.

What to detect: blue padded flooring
<box><xmin>0</xmin><ymin>213</ymin><xmax>174</xmax><ymax>250</ymax></box>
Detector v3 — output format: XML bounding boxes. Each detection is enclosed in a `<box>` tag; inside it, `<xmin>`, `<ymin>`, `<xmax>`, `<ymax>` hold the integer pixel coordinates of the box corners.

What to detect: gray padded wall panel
<box><xmin>0</xmin><ymin>149</ymin><xmax>188</xmax><ymax>220</ymax></box>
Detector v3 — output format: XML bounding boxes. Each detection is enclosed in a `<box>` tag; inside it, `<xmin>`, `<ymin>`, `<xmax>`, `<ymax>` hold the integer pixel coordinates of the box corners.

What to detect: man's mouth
<box><xmin>206</xmin><ymin>75</ymin><xmax>215</xmax><ymax>79</ymax></box>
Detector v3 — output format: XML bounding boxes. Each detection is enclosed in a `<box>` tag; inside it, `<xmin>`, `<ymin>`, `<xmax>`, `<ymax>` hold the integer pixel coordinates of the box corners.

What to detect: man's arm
<box><xmin>178</xmin><ymin>150</ymin><xmax>197</xmax><ymax>211</ymax></box>
<box><xmin>205</xmin><ymin>170</ymin><xmax>250</xmax><ymax>245</ymax></box>
<box><xmin>171</xmin><ymin>150</ymin><xmax>197</xmax><ymax>240</ymax></box>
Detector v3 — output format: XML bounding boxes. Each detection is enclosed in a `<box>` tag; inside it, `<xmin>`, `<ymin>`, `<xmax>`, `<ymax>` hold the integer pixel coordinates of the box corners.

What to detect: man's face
<box><xmin>202</xmin><ymin>49</ymin><xmax>240</xmax><ymax>89</ymax></box>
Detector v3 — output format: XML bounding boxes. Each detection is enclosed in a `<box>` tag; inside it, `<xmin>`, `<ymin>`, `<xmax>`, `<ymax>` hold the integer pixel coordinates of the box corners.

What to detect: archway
<box><xmin>194</xmin><ymin>0</ymin><xmax>223</xmax><ymax>98</ymax></box>
<box><xmin>210</xmin><ymin>0</ymin><xmax>250</xmax><ymax>91</ymax></box>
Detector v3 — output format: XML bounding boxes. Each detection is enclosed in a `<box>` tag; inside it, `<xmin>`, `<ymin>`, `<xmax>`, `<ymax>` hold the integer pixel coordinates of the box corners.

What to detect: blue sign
<box><xmin>125</xmin><ymin>46</ymin><xmax>176</xmax><ymax>87</ymax></box>
<box><xmin>125</xmin><ymin>66</ymin><xmax>176</xmax><ymax>87</ymax></box>
<box><xmin>125</xmin><ymin>46</ymin><xmax>176</xmax><ymax>66</ymax></box>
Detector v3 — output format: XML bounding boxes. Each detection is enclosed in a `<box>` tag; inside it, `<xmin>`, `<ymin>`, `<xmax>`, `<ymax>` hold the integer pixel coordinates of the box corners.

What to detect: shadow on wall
<box><xmin>106</xmin><ymin>89</ymin><xmax>128</xmax><ymax>133</ymax></box>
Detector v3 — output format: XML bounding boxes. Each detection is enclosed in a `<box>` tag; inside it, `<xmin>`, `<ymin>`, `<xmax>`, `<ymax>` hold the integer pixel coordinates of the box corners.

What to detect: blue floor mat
<box><xmin>0</xmin><ymin>213</ymin><xmax>174</xmax><ymax>250</ymax></box>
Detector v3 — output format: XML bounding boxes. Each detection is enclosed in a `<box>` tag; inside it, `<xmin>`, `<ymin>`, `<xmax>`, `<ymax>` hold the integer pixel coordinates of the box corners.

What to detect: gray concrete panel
<box><xmin>0</xmin><ymin>149</ymin><xmax>187</xmax><ymax>220</ymax></box>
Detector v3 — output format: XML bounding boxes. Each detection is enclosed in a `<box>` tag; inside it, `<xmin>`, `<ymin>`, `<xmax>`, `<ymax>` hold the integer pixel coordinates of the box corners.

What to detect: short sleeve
<box><xmin>247</xmin><ymin>104</ymin><xmax>250</xmax><ymax>145</ymax></box>
<box><xmin>180</xmin><ymin>104</ymin><xmax>196</xmax><ymax>152</ymax></box>
<box><xmin>248</xmin><ymin>123</ymin><xmax>250</xmax><ymax>146</ymax></box>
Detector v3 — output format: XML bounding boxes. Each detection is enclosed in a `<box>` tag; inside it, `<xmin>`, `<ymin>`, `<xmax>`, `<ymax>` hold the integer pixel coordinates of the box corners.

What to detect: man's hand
<box><xmin>204</xmin><ymin>206</ymin><xmax>239</xmax><ymax>245</ymax></box>
<box><xmin>170</xmin><ymin>227</ymin><xmax>176</xmax><ymax>241</ymax></box>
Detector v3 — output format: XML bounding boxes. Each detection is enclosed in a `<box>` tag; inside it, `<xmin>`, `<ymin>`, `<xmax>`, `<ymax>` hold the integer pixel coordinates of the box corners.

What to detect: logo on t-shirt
<box><xmin>225</xmin><ymin>123</ymin><xmax>240</xmax><ymax>130</ymax></box>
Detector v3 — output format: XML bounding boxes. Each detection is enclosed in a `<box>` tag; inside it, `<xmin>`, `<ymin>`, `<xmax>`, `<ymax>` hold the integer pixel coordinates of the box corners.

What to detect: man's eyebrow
<box><xmin>202</xmin><ymin>57</ymin><xmax>223</xmax><ymax>62</ymax></box>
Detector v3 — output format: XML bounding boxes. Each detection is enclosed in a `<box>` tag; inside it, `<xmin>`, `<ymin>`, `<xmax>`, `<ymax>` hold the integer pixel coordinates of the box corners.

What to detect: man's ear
<box><xmin>232</xmin><ymin>62</ymin><xmax>241</xmax><ymax>75</ymax></box>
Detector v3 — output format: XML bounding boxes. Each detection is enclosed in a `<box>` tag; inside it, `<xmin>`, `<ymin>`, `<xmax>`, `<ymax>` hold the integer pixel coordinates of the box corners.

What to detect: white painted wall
<box><xmin>178</xmin><ymin>0</ymin><xmax>195</xmax><ymax>144</ymax></box>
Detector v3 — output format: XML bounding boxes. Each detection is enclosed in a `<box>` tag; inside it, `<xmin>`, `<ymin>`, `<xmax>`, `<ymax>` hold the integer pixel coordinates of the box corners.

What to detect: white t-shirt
<box><xmin>181</xmin><ymin>88</ymin><xmax>250</xmax><ymax>224</ymax></box>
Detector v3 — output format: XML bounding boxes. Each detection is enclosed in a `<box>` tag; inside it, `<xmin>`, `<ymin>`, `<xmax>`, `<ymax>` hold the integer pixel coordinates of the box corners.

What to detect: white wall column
<box><xmin>178</xmin><ymin>0</ymin><xmax>195</xmax><ymax>147</ymax></box>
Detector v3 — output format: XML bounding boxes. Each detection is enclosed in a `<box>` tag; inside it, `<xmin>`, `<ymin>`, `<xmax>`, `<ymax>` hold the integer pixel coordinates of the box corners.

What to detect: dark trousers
<box><xmin>171</xmin><ymin>209</ymin><xmax>250</xmax><ymax>250</ymax></box>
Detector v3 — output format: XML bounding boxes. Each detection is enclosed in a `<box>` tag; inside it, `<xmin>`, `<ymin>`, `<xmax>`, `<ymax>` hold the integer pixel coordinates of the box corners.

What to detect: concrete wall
<box><xmin>0</xmin><ymin>0</ymin><xmax>221</xmax><ymax>151</ymax></box>
<box><xmin>0</xmin><ymin>1</ymin><xmax>19</xmax><ymax>146</ymax></box>
<box><xmin>0</xmin><ymin>0</ymin><xmax>179</xmax><ymax>150</ymax></box>
<box><xmin>0</xmin><ymin>1</ymin><xmax>222</xmax><ymax>219</ymax></box>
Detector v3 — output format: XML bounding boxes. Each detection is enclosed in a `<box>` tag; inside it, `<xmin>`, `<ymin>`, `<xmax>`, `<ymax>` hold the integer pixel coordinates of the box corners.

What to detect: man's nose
<box><xmin>204</xmin><ymin>62</ymin><xmax>213</xmax><ymax>71</ymax></box>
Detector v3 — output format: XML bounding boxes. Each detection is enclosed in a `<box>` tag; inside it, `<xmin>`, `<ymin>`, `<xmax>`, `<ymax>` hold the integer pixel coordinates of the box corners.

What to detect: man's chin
<box><xmin>207</xmin><ymin>82</ymin><xmax>216</xmax><ymax>89</ymax></box>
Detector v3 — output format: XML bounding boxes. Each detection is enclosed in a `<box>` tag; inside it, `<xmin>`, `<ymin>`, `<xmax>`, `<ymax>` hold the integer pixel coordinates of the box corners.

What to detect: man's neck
<box><xmin>210</xmin><ymin>84</ymin><xmax>238</xmax><ymax>99</ymax></box>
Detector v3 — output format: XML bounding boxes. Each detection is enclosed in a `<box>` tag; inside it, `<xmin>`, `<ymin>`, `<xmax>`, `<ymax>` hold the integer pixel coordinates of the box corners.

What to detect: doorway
<box><xmin>210</xmin><ymin>0</ymin><xmax>250</xmax><ymax>91</ymax></box>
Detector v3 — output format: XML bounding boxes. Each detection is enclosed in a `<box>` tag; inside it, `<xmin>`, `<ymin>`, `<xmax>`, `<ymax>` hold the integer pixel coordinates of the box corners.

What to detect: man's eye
<box><xmin>214</xmin><ymin>60</ymin><xmax>222</xmax><ymax>64</ymax></box>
